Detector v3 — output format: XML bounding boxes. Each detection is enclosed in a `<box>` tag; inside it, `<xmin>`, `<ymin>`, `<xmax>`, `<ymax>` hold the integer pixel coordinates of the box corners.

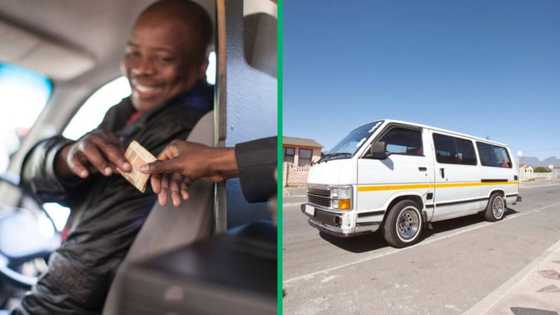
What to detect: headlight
<box><xmin>330</xmin><ymin>186</ymin><xmax>353</xmax><ymax>210</ymax></box>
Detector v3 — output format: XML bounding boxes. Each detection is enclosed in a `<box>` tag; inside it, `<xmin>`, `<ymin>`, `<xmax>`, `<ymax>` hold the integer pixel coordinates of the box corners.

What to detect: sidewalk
<box><xmin>465</xmin><ymin>239</ymin><xmax>560</xmax><ymax>315</ymax></box>
<box><xmin>283</xmin><ymin>186</ymin><xmax>306</xmax><ymax>197</ymax></box>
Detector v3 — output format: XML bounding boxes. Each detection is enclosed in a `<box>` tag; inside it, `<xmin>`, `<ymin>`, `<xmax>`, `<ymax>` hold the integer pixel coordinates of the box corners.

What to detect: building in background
<box><xmin>519</xmin><ymin>164</ymin><xmax>560</xmax><ymax>181</ymax></box>
<box><xmin>283</xmin><ymin>136</ymin><xmax>322</xmax><ymax>186</ymax></box>
<box><xmin>519</xmin><ymin>164</ymin><xmax>534</xmax><ymax>181</ymax></box>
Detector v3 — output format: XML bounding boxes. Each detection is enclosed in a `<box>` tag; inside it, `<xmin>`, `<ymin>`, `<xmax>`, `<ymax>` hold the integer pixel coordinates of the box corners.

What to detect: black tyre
<box><xmin>0</xmin><ymin>282</ymin><xmax>12</xmax><ymax>308</ymax></box>
<box><xmin>484</xmin><ymin>193</ymin><xmax>506</xmax><ymax>222</ymax></box>
<box><xmin>383</xmin><ymin>200</ymin><xmax>423</xmax><ymax>248</ymax></box>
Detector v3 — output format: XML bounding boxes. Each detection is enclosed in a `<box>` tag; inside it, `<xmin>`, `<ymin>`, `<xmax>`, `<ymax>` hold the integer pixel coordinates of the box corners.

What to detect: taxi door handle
<box><xmin>418</xmin><ymin>167</ymin><xmax>427</xmax><ymax>172</ymax></box>
<box><xmin>440</xmin><ymin>168</ymin><xmax>445</xmax><ymax>178</ymax></box>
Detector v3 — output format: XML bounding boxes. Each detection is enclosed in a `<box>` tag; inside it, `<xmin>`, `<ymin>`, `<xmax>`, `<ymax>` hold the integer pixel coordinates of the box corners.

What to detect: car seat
<box><xmin>102</xmin><ymin>111</ymin><xmax>215</xmax><ymax>315</ymax></box>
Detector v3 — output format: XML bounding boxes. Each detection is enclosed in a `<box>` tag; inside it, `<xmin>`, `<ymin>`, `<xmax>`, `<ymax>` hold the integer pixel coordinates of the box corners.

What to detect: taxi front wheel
<box><xmin>383</xmin><ymin>200</ymin><xmax>423</xmax><ymax>248</ymax></box>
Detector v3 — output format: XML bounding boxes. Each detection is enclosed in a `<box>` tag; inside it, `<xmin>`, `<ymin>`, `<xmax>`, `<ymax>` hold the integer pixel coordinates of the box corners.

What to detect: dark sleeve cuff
<box><xmin>20</xmin><ymin>136</ymin><xmax>78</xmax><ymax>203</ymax></box>
<box><xmin>234</xmin><ymin>137</ymin><xmax>277</xmax><ymax>203</ymax></box>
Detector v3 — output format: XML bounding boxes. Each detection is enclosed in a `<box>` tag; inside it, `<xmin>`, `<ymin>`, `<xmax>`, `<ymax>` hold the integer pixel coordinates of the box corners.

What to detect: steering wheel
<box><xmin>0</xmin><ymin>173</ymin><xmax>60</xmax><ymax>291</ymax></box>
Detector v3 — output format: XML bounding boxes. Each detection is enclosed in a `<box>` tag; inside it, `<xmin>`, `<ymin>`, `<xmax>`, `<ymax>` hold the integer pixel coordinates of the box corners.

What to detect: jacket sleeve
<box><xmin>20</xmin><ymin>136</ymin><xmax>82</xmax><ymax>206</ymax></box>
<box><xmin>234</xmin><ymin>137</ymin><xmax>277</xmax><ymax>203</ymax></box>
<box><xmin>19</xmin><ymin>101</ymin><xmax>127</xmax><ymax>206</ymax></box>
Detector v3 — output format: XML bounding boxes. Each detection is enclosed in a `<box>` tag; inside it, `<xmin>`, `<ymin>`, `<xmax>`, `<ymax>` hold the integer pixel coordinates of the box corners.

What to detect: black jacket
<box><xmin>234</xmin><ymin>137</ymin><xmax>277</xmax><ymax>203</ymax></box>
<box><xmin>12</xmin><ymin>85</ymin><xmax>211</xmax><ymax>315</ymax></box>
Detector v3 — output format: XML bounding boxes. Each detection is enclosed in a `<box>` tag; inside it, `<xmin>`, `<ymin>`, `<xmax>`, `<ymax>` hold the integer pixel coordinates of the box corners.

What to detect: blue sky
<box><xmin>284</xmin><ymin>1</ymin><xmax>560</xmax><ymax>160</ymax></box>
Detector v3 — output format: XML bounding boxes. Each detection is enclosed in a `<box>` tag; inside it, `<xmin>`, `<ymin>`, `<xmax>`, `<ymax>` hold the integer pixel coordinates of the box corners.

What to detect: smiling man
<box><xmin>11</xmin><ymin>1</ymin><xmax>213</xmax><ymax>314</ymax></box>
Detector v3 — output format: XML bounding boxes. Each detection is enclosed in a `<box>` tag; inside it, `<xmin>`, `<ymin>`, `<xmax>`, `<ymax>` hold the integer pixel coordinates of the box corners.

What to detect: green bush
<box><xmin>534</xmin><ymin>166</ymin><xmax>552</xmax><ymax>173</ymax></box>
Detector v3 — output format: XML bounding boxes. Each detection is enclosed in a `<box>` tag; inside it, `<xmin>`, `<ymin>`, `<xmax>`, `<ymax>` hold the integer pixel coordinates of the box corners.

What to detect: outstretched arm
<box><xmin>21</xmin><ymin>130</ymin><xmax>132</xmax><ymax>205</ymax></box>
<box><xmin>140</xmin><ymin>140</ymin><xmax>238</xmax><ymax>207</ymax></box>
<box><xmin>141</xmin><ymin>137</ymin><xmax>277</xmax><ymax>207</ymax></box>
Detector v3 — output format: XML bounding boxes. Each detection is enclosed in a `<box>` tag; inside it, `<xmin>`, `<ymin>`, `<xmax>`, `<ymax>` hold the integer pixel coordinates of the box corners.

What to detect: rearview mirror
<box><xmin>370</xmin><ymin>141</ymin><xmax>388</xmax><ymax>159</ymax></box>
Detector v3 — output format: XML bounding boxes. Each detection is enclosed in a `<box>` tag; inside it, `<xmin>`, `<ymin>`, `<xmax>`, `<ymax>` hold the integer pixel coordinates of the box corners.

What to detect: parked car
<box><xmin>302</xmin><ymin>119</ymin><xmax>521</xmax><ymax>248</ymax></box>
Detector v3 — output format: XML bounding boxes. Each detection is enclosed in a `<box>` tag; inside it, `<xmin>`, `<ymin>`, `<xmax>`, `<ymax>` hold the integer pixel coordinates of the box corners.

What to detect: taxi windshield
<box><xmin>323</xmin><ymin>121</ymin><xmax>382</xmax><ymax>161</ymax></box>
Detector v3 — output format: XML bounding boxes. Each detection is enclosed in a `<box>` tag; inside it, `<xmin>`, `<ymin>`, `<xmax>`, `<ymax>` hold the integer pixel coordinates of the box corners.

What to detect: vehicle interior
<box><xmin>0</xmin><ymin>0</ymin><xmax>277</xmax><ymax>313</ymax></box>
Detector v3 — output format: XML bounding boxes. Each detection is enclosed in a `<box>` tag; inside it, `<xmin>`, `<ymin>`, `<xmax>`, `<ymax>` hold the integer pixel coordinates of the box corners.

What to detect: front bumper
<box><xmin>300</xmin><ymin>203</ymin><xmax>379</xmax><ymax>237</ymax></box>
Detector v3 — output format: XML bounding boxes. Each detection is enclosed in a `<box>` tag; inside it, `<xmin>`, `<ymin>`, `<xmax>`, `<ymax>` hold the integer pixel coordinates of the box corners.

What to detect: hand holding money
<box><xmin>140</xmin><ymin>140</ymin><xmax>239</xmax><ymax>207</ymax></box>
<box><xmin>56</xmin><ymin>130</ymin><xmax>132</xmax><ymax>179</ymax></box>
<box><xmin>118</xmin><ymin>140</ymin><xmax>157</xmax><ymax>192</ymax></box>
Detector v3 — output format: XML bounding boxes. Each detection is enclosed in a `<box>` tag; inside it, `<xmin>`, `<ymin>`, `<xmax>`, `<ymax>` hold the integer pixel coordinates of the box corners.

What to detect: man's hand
<box><xmin>140</xmin><ymin>140</ymin><xmax>238</xmax><ymax>207</ymax></box>
<box><xmin>56</xmin><ymin>130</ymin><xmax>132</xmax><ymax>179</ymax></box>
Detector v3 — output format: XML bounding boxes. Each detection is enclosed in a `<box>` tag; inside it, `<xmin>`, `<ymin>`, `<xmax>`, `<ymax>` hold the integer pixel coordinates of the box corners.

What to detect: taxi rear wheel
<box><xmin>383</xmin><ymin>200</ymin><xmax>423</xmax><ymax>248</ymax></box>
<box><xmin>484</xmin><ymin>193</ymin><xmax>506</xmax><ymax>222</ymax></box>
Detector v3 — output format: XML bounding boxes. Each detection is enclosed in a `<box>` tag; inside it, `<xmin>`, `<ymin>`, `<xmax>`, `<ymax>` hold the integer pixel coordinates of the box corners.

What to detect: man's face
<box><xmin>124</xmin><ymin>16</ymin><xmax>203</xmax><ymax>112</ymax></box>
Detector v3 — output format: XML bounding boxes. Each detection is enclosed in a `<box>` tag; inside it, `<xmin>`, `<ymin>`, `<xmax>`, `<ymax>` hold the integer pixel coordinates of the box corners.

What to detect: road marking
<box><xmin>284</xmin><ymin>201</ymin><xmax>560</xmax><ymax>285</ymax></box>
<box><xmin>321</xmin><ymin>275</ymin><xmax>337</xmax><ymax>283</ymax></box>
<box><xmin>462</xmin><ymin>238</ymin><xmax>560</xmax><ymax>315</ymax></box>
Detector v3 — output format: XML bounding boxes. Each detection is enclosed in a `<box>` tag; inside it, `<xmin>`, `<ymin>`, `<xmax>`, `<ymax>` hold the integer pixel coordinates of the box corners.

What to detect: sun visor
<box><xmin>243</xmin><ymin>0</ymin><xmax>277</xmax><ymax>18</ymax></box>
<box><xmin>243</xmin><ymin>0</ymin><xmax>277</xmax><ymax>78</ymax></box>
<box><xmin>0</xmin><ymin>19</ymin><xmax>94</xmax><ymax>81</ymax></box>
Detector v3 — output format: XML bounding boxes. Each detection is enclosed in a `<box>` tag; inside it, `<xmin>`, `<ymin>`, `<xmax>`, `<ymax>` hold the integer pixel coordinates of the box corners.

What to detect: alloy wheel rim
<box><xmin>397</xmin><ymin>207</ymin><xmax>420</xmax><ymax>241</ymax></box>
<box><xmin>492</xmin><ymin>196</ymin><xmax>505</xmax><ymax>219</ymax></box>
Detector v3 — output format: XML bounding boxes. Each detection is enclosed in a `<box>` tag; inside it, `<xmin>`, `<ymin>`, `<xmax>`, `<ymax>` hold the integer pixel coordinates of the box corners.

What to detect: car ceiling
<box><xmin>0</xmin><ymin>0</ymin><xmax>215</xmax><ymax>82</ymax></box>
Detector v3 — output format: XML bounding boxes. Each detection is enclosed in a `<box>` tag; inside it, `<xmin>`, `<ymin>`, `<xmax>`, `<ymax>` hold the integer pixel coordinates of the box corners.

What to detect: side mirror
<box><xmin>370</xmin><ymin>141</ymin><xmax>388</xmax><ymax>159</ymax></box>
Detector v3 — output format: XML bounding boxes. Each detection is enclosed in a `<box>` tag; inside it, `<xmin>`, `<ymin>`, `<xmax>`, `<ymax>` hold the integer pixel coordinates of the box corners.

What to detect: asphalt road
<box><xmin>283</xmin><ymin>182</ymin><xmax>560</xmax><ymax>315</ymax></box>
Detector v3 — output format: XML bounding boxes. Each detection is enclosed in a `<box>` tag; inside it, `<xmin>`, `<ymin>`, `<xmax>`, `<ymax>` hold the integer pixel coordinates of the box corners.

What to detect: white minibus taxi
<box><xmin>301</xmin><ymin>120</ymin><xmax>521</xmax><ymax>248</ymax></box>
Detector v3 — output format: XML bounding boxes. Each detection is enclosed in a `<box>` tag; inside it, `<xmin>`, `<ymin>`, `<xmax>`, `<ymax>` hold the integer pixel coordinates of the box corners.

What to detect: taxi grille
<box><xmin>307</xmin><ymin>188</ymin><xmax>331</xmax><ymax>208</ymax></box>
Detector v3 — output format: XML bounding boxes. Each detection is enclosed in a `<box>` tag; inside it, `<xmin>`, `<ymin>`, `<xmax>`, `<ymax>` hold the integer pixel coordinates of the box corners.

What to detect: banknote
<box><xmin>118</xmin><ymin>140</ymin><xmax>157</xmax><ymax>192</ymax></box>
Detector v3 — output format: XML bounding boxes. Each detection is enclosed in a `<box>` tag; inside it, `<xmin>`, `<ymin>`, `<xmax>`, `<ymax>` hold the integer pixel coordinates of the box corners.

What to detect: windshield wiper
<box><xmin>318</xmin><ymin>152</ymin><xmax>351</xmax><ymax>163</ymax></box>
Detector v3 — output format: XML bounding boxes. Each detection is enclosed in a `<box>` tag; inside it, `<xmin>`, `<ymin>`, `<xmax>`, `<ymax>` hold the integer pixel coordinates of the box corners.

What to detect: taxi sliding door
<box><xmin>431</xmin><ymin>132</ymin><xmax>483</xmax><ymax>221</ymax></box>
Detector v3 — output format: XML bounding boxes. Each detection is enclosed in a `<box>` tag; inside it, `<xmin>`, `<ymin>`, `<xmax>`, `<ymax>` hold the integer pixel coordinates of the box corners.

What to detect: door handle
<box><xmin>418</xmin><ymin>167</ymin><xmax>427</xmax><ymax>172</ymax></box>
<box><xmin>440</xmin><ymin>168</ymin><xmax>445</xmax><ymax>178</ymax></box>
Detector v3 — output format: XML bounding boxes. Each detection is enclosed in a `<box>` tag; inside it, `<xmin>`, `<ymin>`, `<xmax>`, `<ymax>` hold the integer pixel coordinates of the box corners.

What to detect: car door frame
<box><xmin>429</xmin><ymin>130</ymin><xmax>484</xmax><ymax>222</ymax></box>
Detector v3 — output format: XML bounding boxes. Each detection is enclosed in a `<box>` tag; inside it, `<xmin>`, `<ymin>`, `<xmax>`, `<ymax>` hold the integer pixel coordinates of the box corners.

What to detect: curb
<box><xmin>463</xmin><ymin>238</ymin><xmax>560</xmax><ymax>315</ymax></box>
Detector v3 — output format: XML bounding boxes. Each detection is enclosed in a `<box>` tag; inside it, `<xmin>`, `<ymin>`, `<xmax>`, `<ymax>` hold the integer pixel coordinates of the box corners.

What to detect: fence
<box><xmin>283</xmin><ymin>162</ymin><xmax>310</xmax><ymax>186</ymax></box>
<box><xmin>519</xmin><ymin>171</ymin><xmax>559</xmax><ymax>181</ymax></box>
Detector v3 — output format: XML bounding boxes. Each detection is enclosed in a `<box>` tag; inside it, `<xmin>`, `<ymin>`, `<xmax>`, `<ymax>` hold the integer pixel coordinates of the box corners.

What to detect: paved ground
<box><xmin>283</xmin><ymin>181</ymin><xmax>560</xmax><ymax>315</ymax></box>
<box><xmin>466</xmin><ymin>237</ymin><xmax>560</xmax><ymax>315</ymax></box>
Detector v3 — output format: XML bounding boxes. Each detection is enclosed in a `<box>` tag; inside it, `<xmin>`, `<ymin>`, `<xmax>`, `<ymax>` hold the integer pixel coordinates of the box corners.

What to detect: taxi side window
<box><xmin>476</xmin><ymin>142</ymin><xmax>512</xmax><ymax>168</ymax></box>
<box><xmin>380</xmin><ymin>127</ymin><xmax>423</xmax><ymax>156</ymax></box>
<box><xmin>433</xmin><ymin>133</ymin><xmax>477</xmax><ymax>165</ymax></box>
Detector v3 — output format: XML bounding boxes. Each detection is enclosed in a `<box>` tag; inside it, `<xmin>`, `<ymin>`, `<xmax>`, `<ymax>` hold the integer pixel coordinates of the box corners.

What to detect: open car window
<box><xmin>63</xmin><ymin>77</ymin><xmax>131</xmax><ymax>140</ymax></box>
<box><xmin>0</xmin><ymin>64</ymin><xmax>52</xmax><ymax>173</ymax></box>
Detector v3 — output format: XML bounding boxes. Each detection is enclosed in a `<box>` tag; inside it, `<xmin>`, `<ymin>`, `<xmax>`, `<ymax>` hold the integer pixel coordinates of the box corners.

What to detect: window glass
<box><xmin>433</xmin><ymin>134</ymin><xmax>455</xmax><ymax>163</ymax></box>
<box><xmin>329</xmin><ymin>121</ymin><xmax>382</xmax><ymax>157</ymax></box>
<box><xmin>381</xmin><ymin>127</ymin><xmax>423</xmax><ymax>156</ymax></box>
<box><xmin>206</xmin><ymin>51</ymin><xmax>216</xmax><ymax>85</ymax></box>
<box><xmin>0</xmin><ymin>64</ymin><xmax>52</xmax><ymax>172</ymax></box>
<box><xmin>456</xmin><ymin>138</ymin><xmax>477</xmax><ymax>165</ymax></box>
<box><xmin>284</xmin><ymin>147</ymin><xmax>295</xmax><ymax>163</ymax></box>
<box><xmin>433</xmin><ymin>133</ymin><xmax>477</xmax><ymax>165</ymax></box>
<box><xmin>476</xmin><ymin>142</ymin><xmax>512</xmax><ymax>168</ymax></box>
<box><xmin>63</xmin><ymin>77</ymin><xmax>131</xmax><ymax>140</ymax></box>
<box><xmin>298</xmin><ymin>148</ymin><xmax>313</xmax><ymax>166</ymax></box>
